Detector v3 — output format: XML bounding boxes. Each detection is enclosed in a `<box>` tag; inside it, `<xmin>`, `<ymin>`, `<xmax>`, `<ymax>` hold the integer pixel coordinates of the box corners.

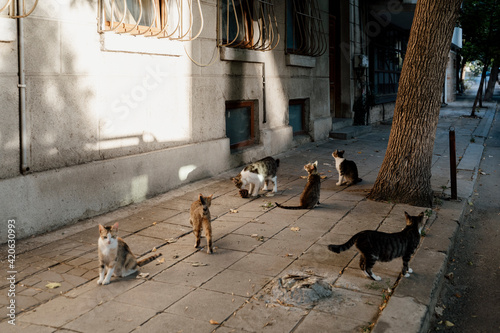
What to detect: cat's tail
<box><xmin>275</xmin><ymin>202</ymin><xmax>305</xmax><ymax>210</ymax></box>
<box><xmin>137</xmin><ymin>253</ymin><xmax>162</xmax><ymax>267</ymax></box>
<box><xmin>327</xmin><ymin>235</ymin><xmax>357</xmax><ymax>253</ymax></box>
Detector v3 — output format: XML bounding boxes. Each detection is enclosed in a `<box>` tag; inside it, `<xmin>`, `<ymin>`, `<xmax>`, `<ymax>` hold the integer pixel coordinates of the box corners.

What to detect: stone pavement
<box><xmin>1</xmin><ymin>100</ymin><xmax>497</xmax><ymax>333</ymax></box>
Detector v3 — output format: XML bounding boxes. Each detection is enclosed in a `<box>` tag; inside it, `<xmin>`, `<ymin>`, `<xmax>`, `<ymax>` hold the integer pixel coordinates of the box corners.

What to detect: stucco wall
<box><xmin>0</xmin><ymin>0</ymin><xmax>331</xmax><ymax>242</ymax></box>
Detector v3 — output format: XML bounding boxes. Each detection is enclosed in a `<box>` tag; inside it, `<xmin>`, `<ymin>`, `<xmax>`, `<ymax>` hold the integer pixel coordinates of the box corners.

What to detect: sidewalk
<box><xmin>1</xmin><ymin>100</ymin><xmax>497</xmax><ymax>333</ymax></box>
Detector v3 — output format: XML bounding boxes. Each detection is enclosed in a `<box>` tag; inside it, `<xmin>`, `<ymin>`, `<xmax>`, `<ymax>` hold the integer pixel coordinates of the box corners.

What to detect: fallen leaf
<box><xmin>230</xmin><ymin>209</ymin><xmax>239</xmax><ymax>213</ymax></box>
<box><xmin>300</xmin><ymin>176</ymin><xmax>307</xmax><ymax>179</ymax></box>
<box><xmin>152</xmin><ymin>222</ymin><xmax>157</xmax><ymax>225</ymax></box>
<box><xmin>209</xmin><ymin>319</ymin><xmax>219</xmax><ymax>325</ymax></box>
<box><xmin>191</xmin><ymin>262</ymin><xmax>208</xmax><ymax>267</ymax></box>
<box><xmin>157</xmin><ymin>257</ymin><xmax>165</xmax><ymax>264</ymax></box>
<box><xmin>445</xmin><ymin>320</ymin><xmax>455</xmax><ymax>327</ymax></box>
<box><xmin>46</xmin><ymin>282</ymin><xmax>61</xmax><ymax>289</ymax></box>
<box><xmin>291</xmin><ymin>227</ymin><xmax>300</xmax><ymax>232</ymax></box>
<box><xmin>152</xmin><ymin>247</ymin><xmax>157</xmax><ymax>252</ymax></box>
<box><xmin>320</xmin><ymin>176</ymin><xmax>327</xmax><ymax>179</ymax></box>
<box><xmin>137</xmin><ymin>272</ymin><xmax>150</xmax><ymax>279</ymax></box>
<box><xmin>165</xmin><ymin>238</ymin><xmax>177</xmax><ymax>244</ymax></box>
<box><xmin>251</xmin><ymin>234</ymin><xmax>259</xmax><ymax>238</ymax></box>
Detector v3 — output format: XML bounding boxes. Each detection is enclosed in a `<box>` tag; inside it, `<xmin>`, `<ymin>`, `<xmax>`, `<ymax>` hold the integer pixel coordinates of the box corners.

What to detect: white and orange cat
<box><xmin>97</xmin><ymin>222</ymin><xmax>161</xmax><ymax>285</ymax></box>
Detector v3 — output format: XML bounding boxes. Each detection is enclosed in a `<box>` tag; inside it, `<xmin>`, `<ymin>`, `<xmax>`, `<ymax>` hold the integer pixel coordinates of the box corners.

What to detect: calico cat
<box><xmin>327</xmin><ymin>212</ymin><xmax>425</xmax><ymax>281</ymax></box>
<box><xmin>232</xmin><ymin>156</ymin><xmax>280</xmax><ymax>197</ymax></box>
<box><xmin>97</xmin><ymin>222</ymin><xmax>161</xmax><ymax>285</ymax></box>
<box><xmin>332</xmin><ymin>150</ymin><xmax>362</xmax><ymax>186</ymax></box>
<box><xmin>275</xmin><ymin>161</ymin><xmax>321</xmax><ymax>210</ymax></box>
<box><xmin>190</xmin><ymin>194</ymin><xmax>214</xmax><ymax>254</ymax></box>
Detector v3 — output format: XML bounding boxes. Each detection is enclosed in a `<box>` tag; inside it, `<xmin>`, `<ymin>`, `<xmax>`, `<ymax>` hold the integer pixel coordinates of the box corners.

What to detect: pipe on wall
<box><xmin>17</xmin><ymin>0</ymin><xmax>30</xmax><ymax>174</ymax></box>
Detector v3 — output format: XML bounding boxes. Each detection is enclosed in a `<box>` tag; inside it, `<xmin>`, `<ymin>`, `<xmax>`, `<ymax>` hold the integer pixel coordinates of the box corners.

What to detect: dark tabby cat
<box><xmin>275</xmin><ymin>161</ymin><xmax>321</xmax><ymax>210</ymax></box>
<box><xmin>97</xmin><ymin>223</ymin><xmax>161</xmax><ymax>285</ymax></box>
<box><xmin>232</xmin><ymin>156</ymin><xmax>280</xmax><ymax>197</ymax></box>
<box><xmin>332</xmin><ymin>150</ymin><xmax>362</xmax><ymax>186</ymax></box>
<box><xmin>327</xmin><ymin>212</ymin><xmax>425</xmax><ymax>281</ymax></box>
<box><xmin>190</xmin><ymin>193</ymin><xmax>214</xmax><ymax>254</ymax></box>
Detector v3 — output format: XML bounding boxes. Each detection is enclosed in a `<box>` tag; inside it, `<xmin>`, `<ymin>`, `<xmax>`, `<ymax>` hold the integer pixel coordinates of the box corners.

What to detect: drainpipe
<box><xmin>17</xmin><ymin>0</ymin><xmax>30</xmax><ymax>174</ymax></box>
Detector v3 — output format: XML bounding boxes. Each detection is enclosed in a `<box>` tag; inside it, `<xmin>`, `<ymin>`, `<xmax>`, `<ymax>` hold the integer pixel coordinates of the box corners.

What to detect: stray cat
<box><xmin>275</xmin><ymin>161</ymin><xmax>321</xmax><ymax>209</ymax></box>
<box><xmin>190</xmin><ymin>194</ymin><xmax>214</xmax><ymax>254</ymax></box>
<box><xmin>327</xmin><ymin>212</ymin><xmax>425</xmax><ymax>281</ymax></box>
<box><xmin>232</xmin><ymin>156</ymin><xmax>280</xmax><ymax>197</ymax></box>
<box><xmin>97</xmin><ymin>222</ymin><xmax>161</xmax><ymax>285</ymax></box>
<box><xmin>332</xmin><ymin>150</ymin><xmax>362</xmax><ymax>186</ymax></box>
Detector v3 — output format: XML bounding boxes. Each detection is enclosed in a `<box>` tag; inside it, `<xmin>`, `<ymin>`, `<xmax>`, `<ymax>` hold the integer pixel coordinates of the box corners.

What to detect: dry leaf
<box><xmin>209</xmin><ymin>319</ymin><xmax>219</xmax><ymax>325</ymax></box>
<box><xmin>445</xmin><ymin>321</ymin><xmax>455</xmax><ymax>327</ymax></box>
<box><xmin>157</xmin><ymin>258</ymin><xmax>165</xmax><ymax>264</ymax></box>
<box><xmin>191</xmin><ymin>262</ymin><xmax>208</xmax><ymax>267</ymax></box>
<box><xmin>152</xmin><ymin>222</ymin><xmax>157</xmax><ymax>225</ymax></box>
<box><xmin>230</xmin><ymin>209</ymin><xmax>239</xmax><ymax>213</ymax></box>
<box><xmin>251</xmin><ymin>234</ymin><xmax>259</xmax><ymax>238</ymax></box>
<box><xmin>320</xmin><ymin>175</ymin><xmax>327</xmax><ymax>179</ymax></box>
<box><xmin>291</xmin><ymin>227</ymin><xmax>300</xmax><ymax>232</ymax></box>
<box><xmin>45</xmin><ymin>282</ymin><xmax>61</xmax><ymax>289</ymax></box>
<box><xmin>300</xmin><ymin>176</ymin><xmax>307</xmax><ymax>179</ymax></box>
<box><xmin>152</xmin><ymin>247</ymin><xmax>157</xmax><ymax>252</ymax></box>
<box><xmin>137</xmin><ymin>272</ymin><xmax>150</xmax><ymax>279</ymax></box>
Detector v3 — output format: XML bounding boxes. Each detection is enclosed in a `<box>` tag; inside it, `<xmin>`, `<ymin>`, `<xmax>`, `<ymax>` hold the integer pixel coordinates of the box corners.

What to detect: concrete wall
<box><xmin>0</xmin><ymin>0</ymin><xmax>331</xmax><ymax>243</ymax></box>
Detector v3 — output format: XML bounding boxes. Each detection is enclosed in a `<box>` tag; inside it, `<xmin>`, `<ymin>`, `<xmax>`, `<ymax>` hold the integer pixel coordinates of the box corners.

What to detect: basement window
<box><xmin>289</xmin><ymin>99</ymin><xmax>307</xmax><ymax>135</ymax></box>
<box><xmin>286</xmin><ymin>0</ymin><xmax>327</xmax><ymax>57</ymax></box>
<box><xmin>218</xmin><ymin>0</ymin><xmax>279</xmax><ymax>51</ymax></box>
<box><xmin>225</xmin><ymin>101</ymin><xmax>256</xmax><ymax>149</ymax></box>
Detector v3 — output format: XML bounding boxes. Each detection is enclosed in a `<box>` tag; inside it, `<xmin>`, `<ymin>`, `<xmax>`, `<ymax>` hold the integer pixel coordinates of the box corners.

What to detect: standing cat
<box><xmin>97</xmin><ymin>222</ymin><xmax>161</xmax><ymax>285</ymax></box>
<box><xmin>332</xmin><ymin>150</ymin><xmax>362</xmax><ymax>186</ymax></box>
<box><xmin>275</xmin><ymin>161</ymin><xmax>321</xmax><ymax>209</ymax></box>
<box><xmin>190</xmin><ymin>194</ymin><xmax>214</xmax><ymax>254</ymax></box>
<box><xmin>232</xmin><ymin>156</ymin><xmax>280</xmax><ymax>197</ymax></box>
<box><xmin>327</xmin><ymin>212</ymin><xmax>425</xmax><ymax>281</ymax></box>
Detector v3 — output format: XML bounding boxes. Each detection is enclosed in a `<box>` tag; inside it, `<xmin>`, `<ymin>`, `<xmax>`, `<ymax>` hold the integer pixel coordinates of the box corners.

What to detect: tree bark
<box><xmin>471</xmin><ymin>64</ymin><xmax>488</xmax><ymax>116</ymax></box>
<box><xmin>484</xmin><ymin>61</ymin><xmax>499</xmax><ymax>101</ymax></box>
<box><xmin>368</xmin><ymin>0</ymin><xmax>462</xmax><ymax>207</ymax></box>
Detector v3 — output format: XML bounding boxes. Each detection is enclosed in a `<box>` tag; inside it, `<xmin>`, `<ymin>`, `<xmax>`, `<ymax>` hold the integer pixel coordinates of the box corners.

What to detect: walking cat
<box><xmin>327</xmin><ymin>212</ymin><xmax>425</xmax><ymax>281</ymax></box>
<box><xmin>97</xmin><ymin>222</ymin><xmax>161</xmax><ymax>285</ymax></box>
<box><xmin>332</xmin><ymin>150</ymin><xmax>362</xmax><ymax>186</ymax></box>
<box><xmin>232</xmin><ymin>156</ymin><xmax>280</xmax><ymax>197</ymax></box>
<box><xmin>190</xmin><ymin>194</ymin><xmax>214</xmax><ymax>254</ymax></box>
<box><xmin>275</xmin><ymin>161</ymin><xmax>321</xmax><ymax>210</ymax></box>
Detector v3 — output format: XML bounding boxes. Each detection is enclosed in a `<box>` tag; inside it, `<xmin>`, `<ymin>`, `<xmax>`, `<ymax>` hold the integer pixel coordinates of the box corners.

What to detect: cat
<box><xmin>97</xmin><ymin>222</ymin><xmax>161</xmax><ymax>285</ymax></box>
<box><xmin>275</xmin><ymin>161</ymin><xmax>321</xmax><ymax>209</ymax></box>
<box><xmin>332</xmin><ymin>150</ymin><xmax>362</xmax><ymax>186</ymax></box>
<box><xmin>232</xmin><ymin>156</ymin><xmax>280</xmax><ymax>197</ymax></box>
<box><xmin>190</xmin><ymin>194</ymin><xmax>214</xmax><ymax>254</ymax></box>
<box><xmin>327</xmin><ymin>212</ymin><xmax>425</xmax><ymax>281</ymax></box>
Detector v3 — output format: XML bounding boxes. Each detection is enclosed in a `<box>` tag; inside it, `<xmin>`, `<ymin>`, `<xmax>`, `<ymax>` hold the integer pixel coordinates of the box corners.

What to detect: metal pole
<box><xmin>449</xmin><ymin>127</ymin><xmax>457</xmax><ymax>200</ymax></box>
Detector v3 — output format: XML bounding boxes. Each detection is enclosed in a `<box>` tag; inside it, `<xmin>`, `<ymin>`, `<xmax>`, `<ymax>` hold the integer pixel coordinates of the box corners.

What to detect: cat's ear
<box><xmin>199</xmin><ymin>194</ymin><xmax>206</xmax><ymax>205</ymax></box>
<box><xmin>112</xmin><ymin>222</ymin><xmax>119</xmax><ymax>230</ymax></box>
<box><xmin>98</xmin><ymin>224</ymin><xmax>105</xmax><ymax>232</ymax></box>
<box><xmin>340</xmin><ymin>150</ymin><xmax>345</xmax><ymax>154</ymax></box>
<box><xmin>313</xmin><ymin>161</ymin><xmax>318</xmax><ymax>166</ymax></box>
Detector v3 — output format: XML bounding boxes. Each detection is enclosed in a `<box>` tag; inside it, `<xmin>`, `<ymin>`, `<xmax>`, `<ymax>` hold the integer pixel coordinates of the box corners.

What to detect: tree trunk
<box><xmin>368</xmin><ymin>0</ymin><xmax>462</xmax><ymax>207</ymax></box>
<box><xmin>484</xmin><ymin>61</ymin><xmax>499</xmax><ymax>101</ymax></box>
<box><xmin>471</xmin><ymin>64</ymin><xmax>488</xmax><ymax>116</ymax></box>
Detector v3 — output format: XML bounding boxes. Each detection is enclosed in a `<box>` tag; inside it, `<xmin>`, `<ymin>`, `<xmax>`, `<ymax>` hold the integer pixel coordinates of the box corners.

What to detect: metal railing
<box><xmin>218</xmin><ymin>0</ymin><xmax>279</xmax><ymax>52</ymax></box>
<box><xmin>288</xmin><ymin>0</ymin><xmax>326</xmax><ymax>57</ymax></box>
<box><xmin>1</xmin><ymin>0</ymin><xmax>39</xmax><ymax>18</ymax></box>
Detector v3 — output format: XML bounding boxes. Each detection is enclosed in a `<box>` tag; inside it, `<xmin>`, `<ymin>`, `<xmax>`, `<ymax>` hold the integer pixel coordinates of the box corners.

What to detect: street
<box><xmin>429</xmin><ymin>84</ymin><xmax>500</xmax><ymax>332</ymax></box>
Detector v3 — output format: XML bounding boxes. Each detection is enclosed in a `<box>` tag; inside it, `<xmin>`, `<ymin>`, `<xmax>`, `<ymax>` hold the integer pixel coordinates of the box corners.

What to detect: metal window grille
<box><xmin>98</xmin><ymin>0</ymin><xmax>204</xmax><ymax>41</ymax></box>
<box><xmin>1</xmin><ymin>0</ymin><xmax>39</xmax><ymax>18</ymax></box>
<box><xmin>286</xmin><ymin>0</ymin><xmax>326</xmax><ymax>57</ymax></box>
<box><xmin>218</xmin><ymin>0</ymin><xmax>279</xmax><ymax>51</ymax></box>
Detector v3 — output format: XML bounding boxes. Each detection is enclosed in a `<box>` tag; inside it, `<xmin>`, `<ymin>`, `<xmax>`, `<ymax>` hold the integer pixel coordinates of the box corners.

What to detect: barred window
<box><xmin>98</xmin><ymin>0</ymin><xmax>203</xmax><ymax>40</ymax></box>
<box><xmin>286</xmin><ymin>0</ymin><xmax>327</xmax><ymax>57</ymax></box>
<box><xmin>218</xmin><ymin>0</ymin><xmax>279</xmax><ymax>51</ymax></box>
<box><xmin>1</xmin><ymin>0</ymin><xmax>38</xmax><ymax>18</ymax></box>
<box><xmin>370</xmin><ymin>25</ymin><xmax>409</xmax><ymax>104</ymax></box>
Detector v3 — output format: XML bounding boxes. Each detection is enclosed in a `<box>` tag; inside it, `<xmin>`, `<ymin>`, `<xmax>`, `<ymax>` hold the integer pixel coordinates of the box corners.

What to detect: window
<box><xmin>98</xmin><ymin>0</ymin><xmax>203</xmax><ymax>40</ymax></box>
<box><xmin>288</xmin><ymin>99</ymin><xmax>307</xmax><ymax>135</ymax></box>
<box><xmin>370</xmin><ymin>25</ymin><xmax>409</xmax><ymax>104</ymax></box>
<box><xmin>218</xmin><ymin>0</ymin><xmax>279</xmax><ymax>51</ymax></box>
<box><xmin>225</xmin><ymin>101</ymin><xmax>256</xmax><ymax>149</ymax></box>
<box><xmin>286</xmin><ymin>0</ymin><xmax>327</xmax><ymax>57</ymax></box>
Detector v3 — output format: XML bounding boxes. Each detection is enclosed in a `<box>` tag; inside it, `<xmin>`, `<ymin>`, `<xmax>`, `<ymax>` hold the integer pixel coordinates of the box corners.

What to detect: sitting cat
<box><xmin>97</xmin><ymin>222</ymin><xmax>161</xmax><ymax>285</ymax></box>
<box><xmin>332</xmin><ymin>150</ymin><xmax>362</xmax><ymax>186</ymax></box>
<box><xmin>190</xmin><ymin>194</ymin><xmax>214</xmax><ymax>254</ymax></box>
<box><xmin>275</xmin><ymin>161</ymin><xmax>321</xmax><ymax>209</ymax></box>
<box><xmin>327</xmin><ymin>212</ymin><xmax>425</xmax><ymax>281</ymax></box>
<box><xmin>232</xmin><ymin>156</ymin><xmax>280</xmax><ymax>197</ymax></box>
